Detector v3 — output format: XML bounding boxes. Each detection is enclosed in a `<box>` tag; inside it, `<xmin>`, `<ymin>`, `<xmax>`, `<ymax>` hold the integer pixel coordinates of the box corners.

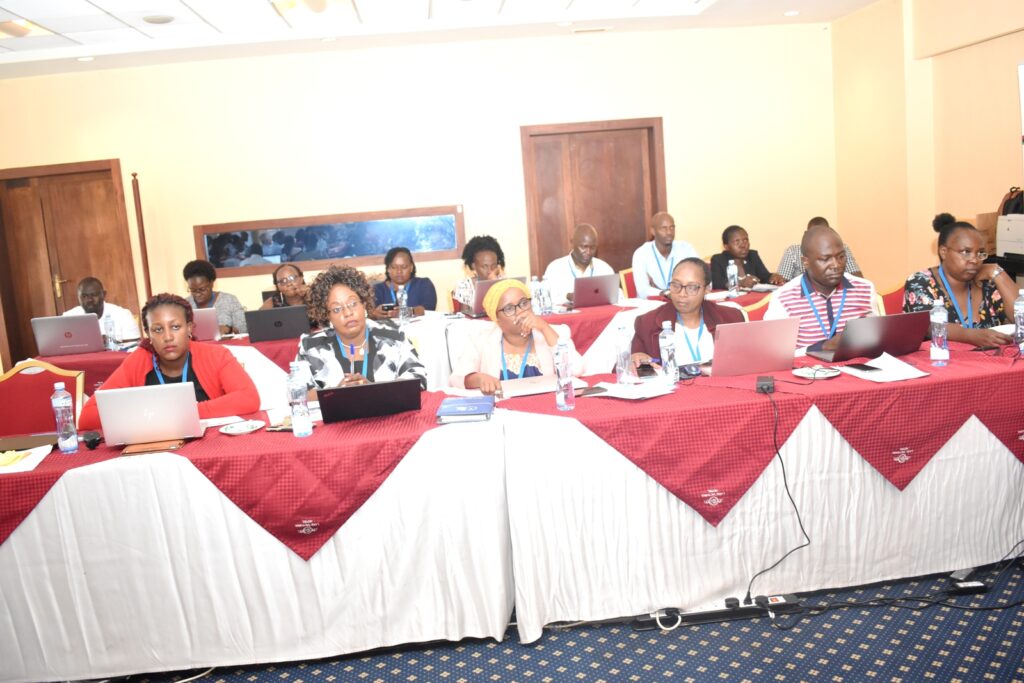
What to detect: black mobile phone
<box><xmin>845</xmin><ymin>363</ymin><xmax>880</xmax><ymax>372</ymax></box>
<box><xmin>637</xmin><ymin>363</ymin><xmax>657</xmax><ymax>378</ymax></box>
<box><xmin>380</xmin><ymin>303</ymin><xmax>397</xmax><ymax>312</ymax></box>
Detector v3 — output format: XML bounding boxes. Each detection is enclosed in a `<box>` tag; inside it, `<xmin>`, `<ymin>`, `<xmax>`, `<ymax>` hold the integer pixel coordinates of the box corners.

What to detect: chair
<box><xmin>743</xmin><ymin>294</ymin><xmax>771</xmax><ymax>321</ymax></box>
<box><xmin>619</xmin><ymin>269</ymin><xmax>637</xmax><ymax>300</ymax></box>
<box><xmin>0</xmin><ymin>359</ymin><xmax>85</xmax><ymax>437</ymax></box>
<box><xmin>879</xmin><ymin>285</ymin><xmax>905</xmax><ymax>315</ymax></box>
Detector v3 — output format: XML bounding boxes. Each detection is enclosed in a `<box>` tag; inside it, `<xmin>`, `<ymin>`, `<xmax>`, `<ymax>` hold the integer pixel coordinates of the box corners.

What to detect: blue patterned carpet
<box><xmin>136</xmin><ymin>562</ymin><xmax>1024</xmax><ymax>683</ymax></box>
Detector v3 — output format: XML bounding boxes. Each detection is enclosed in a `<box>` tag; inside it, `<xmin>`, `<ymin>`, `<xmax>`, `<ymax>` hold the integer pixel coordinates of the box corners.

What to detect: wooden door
<box><xmin>521</xmin><ymin>118</ymin><xmax>666</xmax><ymax>275</ymax></box>
<box><xmin>0</xmin><ymin>160</ymin><xmax>139</xmax><ymax>366</ymax></box>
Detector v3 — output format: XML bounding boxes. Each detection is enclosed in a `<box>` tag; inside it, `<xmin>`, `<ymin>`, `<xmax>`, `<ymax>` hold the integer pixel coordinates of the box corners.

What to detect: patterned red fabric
<box><xmin>543</xmin><ymin>305</ymin><xmax>625</xmax><ymax>354</ymax></box>
<box><xmin>217</xmin><ymin>336</ymin><xmax>299</xmax><ymax>372</ymax></box>
<box><xmin>38</xmin><ymin>351</ymin><xmax>129</xmax><ymax>395</ymax></box>
<box><xmin>502</xmin><ymin>376</ymin><xmax>811</xmax><ymax>526</ymax></box>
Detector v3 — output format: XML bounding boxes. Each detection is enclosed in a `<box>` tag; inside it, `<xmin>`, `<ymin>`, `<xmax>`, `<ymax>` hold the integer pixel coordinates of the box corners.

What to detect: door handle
<box><xmin>53</xmin><ymin>274</ymin><xmax>68</xmax><ymax>300</ymax></box>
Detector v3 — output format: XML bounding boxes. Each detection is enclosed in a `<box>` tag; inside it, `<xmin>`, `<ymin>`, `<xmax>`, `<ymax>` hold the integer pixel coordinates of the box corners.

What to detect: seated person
<box><xmin>541</xmin><ymin>223</ymin><xmax>615</xmax><ymax>305</ymax></box>
<box><xmin>295</xmin><ymin>265</ymin><xmax>426</xmax><ymax>395</ymax></box>
<box><xmin>631</xmin><ymin>258</ymin><xmax>745</xmax><ymax>368</ymax></box>
<box><xmin>450</xmin><ymin>279</ymin><xmax>583</xmax><ymax>396</ymax></box>
<box><xmin>260</xmin><ymin>263</ymin><xmax>321</xmax><ymax>329</ymax></box>
<box><xmin>630</xmin><ymin>212</ymin><xmax>698</xmax><ymax>298</ymax></box>
<box><xmin>453</xmin><ymin>235</ymin><xmax>505</xmax><ymax>313</ymax></box>
<box><xmin>78</xmin><ymin>293</ymin><xmax>260</xmax><ymax>430</ymax></box>
<box><xmin>764</xmin><ymin>225</ymin><xmax>877</xmax><ymax>351</ymax></box>
<box><xmin>63</xmin><ymin>276</ymin><xmax>139</xmax><ymax>341</ymax></box>
<box><xmin>371</xmin><ymin>247</ymin><xmax>438</xmax><ymax>318</ymax></box>
<box><xmin>183</xmin><ymin>259</ymin><xmax>247</xmax><ymax>335</ymax></box>
<box><xmin>776</xmin><ymin>216</ymin><xmax>863</xmax><ymax>281</ymax></box>
<box><xmin>903</xmin><ymin>213</ymin><xmax>1018</xmax><ymax>347</ymax></box>
<box><xmin>710</xmin><ymin>226</ymin><xmax>785</xmax><ymax>290</ymax></box>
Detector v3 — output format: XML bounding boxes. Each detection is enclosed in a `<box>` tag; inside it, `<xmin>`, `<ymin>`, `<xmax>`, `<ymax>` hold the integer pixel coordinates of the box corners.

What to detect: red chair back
<box><xmin>619</xmin><ymin>269</ymin><xmax>637</xmax><ymax>299</ymax></box>
<box><xmin>0</xmin><ymin>361</ymin><xmax>84</xmax><ymax>437</ymax></box>
<box><xmin>881</xmin><ymin>286</ymin><xmax>905</xmax><ymax>315</ymax></box>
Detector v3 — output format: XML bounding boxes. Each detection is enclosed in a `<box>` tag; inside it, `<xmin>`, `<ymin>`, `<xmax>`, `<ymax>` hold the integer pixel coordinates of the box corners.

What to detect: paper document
<box><xmin>837</xmin><ymin>353</ymin><xmax>929</xmax><ymax>383</ymax></box>
<box><xmin>591</xmin><ymin>381</ymin><xmax>674</xmax><ymax>400</ymax></box>
<box><xmin>200</xmin><ymin>416</ymin><xmax>244</xmax><ymax>428</ymax></box>
<box><xmin>0</xmin><ymin>444</ymin><xmax>52</xmax><ymax>474</ymax></box>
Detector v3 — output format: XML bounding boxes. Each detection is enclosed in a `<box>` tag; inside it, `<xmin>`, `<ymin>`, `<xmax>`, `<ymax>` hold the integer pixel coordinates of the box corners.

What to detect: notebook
<box><xmin>317</xmin><ymin>377</ymin><xmax>422</xmax><ymax>422</ymax></box>
<box><xmin>191</xmin><ymin>307</ymin><xmax>221</xmax><ymax>341</ymax></box>
<box><xmin>469</xmin><ymin>277</ymin><xmax>527</xmax><ymax>318</ymax></box>
<box><xmin>806</xmin><ymin>311</ymin><xmax>929</xmax><ymax>363</ymax></box>
<box><xmin>710</xmin><ymin>318</ymin><xmax>800</xmax><ymax>377</ymax></box>
<box><xmin>31</xmin><ymin>314</ymin><xmax>105</xmax><ymax>356</ymax></box>
<box><xmin>436</xmin><ymin>395</ymin><xmax>495</xmax><ymax>423</ymax></box>
<box><xmin>245</xmin><ymin>306</ymin><xmax>308</xmax><ymax>342</ymax></box>
<box><xmin>572</xmin><ymin>273</ymin><xmax>620</xmax><ymax>308</ymax></box>
<box><xmin>499</xmin><ymin>375</ymin><xmax>588</xmax><ymax>399</ymax></box>
<box><xmin>94</xmin><ymin>382</ymin><xmax>204</xmax><ymax>445</ymax></box>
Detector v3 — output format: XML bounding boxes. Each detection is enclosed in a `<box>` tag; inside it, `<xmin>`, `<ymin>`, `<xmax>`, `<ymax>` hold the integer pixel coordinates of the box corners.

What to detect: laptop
<box><xmin>94</xmin><ymin>383</ymin><xmax>204</xmax><ymax>445</ymax></box>
<box><xmin>245</xmin><ymin>306</ymin><xmax>308</xmax><ymax>342</ymax></box>
<box><xmin>710</xmin><ymin>318</ymin><xmax>800</xmax><ymax>377</ymax></box>
<box><xmin>806</xmin><ymin>311</ymin><xmax>929</xmax><ymax>363</ymax></box>
<box><xmin>191</xmin><ymin>307</ymin><xmax>220</xmax><ymax>341</ymax></box>
<box><xmin>499</xmin><ymin>375</ymin><xmax>588</xmax><ymax>399</ymax></box>
<box><xmin>469</xmin><ymin>277</ymin><xmax>527</xmax><ymax>317</ymax></box>
<box><xmin>572</xmin><ymin>273</ymin><xmax>620</xmax><ymax>308</ymax></box>
<box><xmin>32</xmin><ymin>314</ymin><xmax>105</xmax><ymax>356</ymax></box>
<box><xmin>317</xmin><ymin>377</ymin><xmax>422</xmax><ymax>422</ymax></box>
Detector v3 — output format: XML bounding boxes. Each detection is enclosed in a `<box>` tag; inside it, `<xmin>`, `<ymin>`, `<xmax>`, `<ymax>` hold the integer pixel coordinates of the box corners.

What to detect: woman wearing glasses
<box><xmin>261</xmin><ymin>263</ymin><xmax>320</xmax><ymax>329</ymax></box>
<box><xmin>183</xmin><ymin>259</ymin><xmax>248</xmax><ymax>335</ymax></box>
<box><xmin>450</xmin><ymin>279</ymin><xmax>582</xmax><ymax>396</ymax></box>
<box><xmin>631</xmin><ymin>257</ymin><xmax>744</xmax><ymax>368</ymax></box>
<box><xmin>903</xmin><ymin>213</ymin><xmax>1019</xmax><ymax>347</ymax></box>
<box><xmin>295</xmin><ymin>265</ymin><xmax>426</xmax><ymax>394</ymax></box>
<box><xmin>371</xmin><ymin>247</ymin><xmax>438</xmax><ymax>319</ymax></box>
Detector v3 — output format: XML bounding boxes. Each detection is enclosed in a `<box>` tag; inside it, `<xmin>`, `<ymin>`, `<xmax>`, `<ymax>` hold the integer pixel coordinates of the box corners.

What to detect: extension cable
<box><xmin>633</xmin><ymin>595</ymin><xmax>801</xmax><ymax>631</ymax></box>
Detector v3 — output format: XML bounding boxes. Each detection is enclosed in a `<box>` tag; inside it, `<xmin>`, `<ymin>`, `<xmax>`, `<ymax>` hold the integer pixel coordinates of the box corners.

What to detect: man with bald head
<box><xmin>630</xmin><ymin>211</ymin><xmax>698</xmax><ymax>298</ymax></box>
<box><xmin>63</xmin><ymin>276</ymin><xmax>139</xmax><ymax>342</ymax></box>
<box><xmin>542</xmin><ymin>223</ymin><xmax>615</xmax><ymax>305</ymax></box>
<box><xmin>764</xmin><ymin>225</ymin><xmax>877</xmax><ymax>350</ymax></box>
<box><xmin>776</xmin><ymin>216</ymin><xmax>863</xmax><ymax>281</ymax></box>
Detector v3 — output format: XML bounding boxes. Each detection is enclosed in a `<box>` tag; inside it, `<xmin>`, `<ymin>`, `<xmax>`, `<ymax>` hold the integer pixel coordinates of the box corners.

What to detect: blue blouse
<box><xmin>373</xmin><ymin>277</ymin><xmax>438</xmax><ymax>311</ymax></box>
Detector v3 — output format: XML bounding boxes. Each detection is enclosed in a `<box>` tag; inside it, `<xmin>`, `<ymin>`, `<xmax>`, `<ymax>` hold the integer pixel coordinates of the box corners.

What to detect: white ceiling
<box><xmin>0</xmin><ymin>0</ymin><xmax>877</xmax><ymax>79</ymax></box>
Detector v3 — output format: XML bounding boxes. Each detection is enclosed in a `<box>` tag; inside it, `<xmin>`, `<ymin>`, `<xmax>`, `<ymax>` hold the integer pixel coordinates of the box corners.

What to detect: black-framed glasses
<box><xmin>498</xmin><ymin>297</ymin><xmax>532</xmax><ymax>317</ymax></box>
<box><xmin>668</xmin><ymin>281</ymin><xmax>704</xmax><ymax>295</ymax></box>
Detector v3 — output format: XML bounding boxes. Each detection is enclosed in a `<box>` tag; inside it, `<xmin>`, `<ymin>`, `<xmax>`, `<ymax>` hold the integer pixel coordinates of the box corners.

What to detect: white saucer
<box><xmin>792</xmin><ymin>366</ymin><xmax>840</xmax><ymax>380</ymax></box>
<box><xmin>220</xmin><ymin>419</ymin><xmax>265</xmax><ymax>436</ymax></box>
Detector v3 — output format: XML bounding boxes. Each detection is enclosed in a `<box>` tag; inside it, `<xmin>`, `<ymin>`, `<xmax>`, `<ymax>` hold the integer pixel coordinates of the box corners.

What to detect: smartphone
<box><xmin>380</xmin><ymin>303</ymin><xmax>397</xmax><ymax>312</ymax></box>
<box><xmin>845</xmin><ymin>363</ymin><xmax>880</xmax><ymax>372</ymax></box>
<box><xmin>637</xmin><ymin>363</ymin><xmax>657</xmax><ymax>378</ymax></box>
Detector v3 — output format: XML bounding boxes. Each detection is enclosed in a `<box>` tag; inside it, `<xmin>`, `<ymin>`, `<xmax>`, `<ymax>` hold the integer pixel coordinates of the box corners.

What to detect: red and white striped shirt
<box><xmin>764</xmin><ymin>274</ymin><xmax>878</xmax><ymax>348</ymax></box>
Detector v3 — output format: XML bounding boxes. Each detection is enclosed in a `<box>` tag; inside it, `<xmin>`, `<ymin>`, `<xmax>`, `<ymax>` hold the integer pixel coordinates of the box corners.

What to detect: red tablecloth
<box><xmin>542</xmin><ymin>305</ymin><xmax>625</xmax><ymax>355</ymax></box>
<box><xmin>38</xmin><ymin>351</ymin><xmax>129</xmax><ymax>394</ymax></box>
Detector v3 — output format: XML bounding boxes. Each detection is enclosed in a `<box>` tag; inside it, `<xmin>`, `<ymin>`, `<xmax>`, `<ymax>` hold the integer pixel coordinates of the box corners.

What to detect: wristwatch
<box><xmin>990</xmin><ymin>266</ymin><xmax>1005</xmax><ymax>280</ymax></box>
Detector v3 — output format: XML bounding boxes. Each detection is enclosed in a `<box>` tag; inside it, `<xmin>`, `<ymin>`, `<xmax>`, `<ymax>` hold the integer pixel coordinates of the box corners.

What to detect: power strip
<box><xmin>633</xmin><ymin>595</ymin><xmax>801</xmax><ymax>630</ymax></box>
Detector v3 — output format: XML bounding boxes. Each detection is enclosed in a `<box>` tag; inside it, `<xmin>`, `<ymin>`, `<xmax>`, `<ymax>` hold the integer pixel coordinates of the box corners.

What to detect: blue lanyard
<box><xmin>336</xmin><ymin>327</ymin><xmax>370</xmax><ymax>378</ymax></box>
<box><xmin>387</xmin><ymin>284</ymin><xmax>396</xmax><ymax>304</ymax></box>
<box><xmin>201</xmin><ymin>292</ymin><xmax>217</xmax><ymax>309</ymax></box>
<box><xmin>651</xmin><ymin>242</ymin><xmax>674</xmax><ymax>290</ymax></box>
<box><xmin>500</xmin><ymin>336</ymin><xmax>534</xmax><ymax>381</ymax></box>
<box><xmin>676</xmin><ymin>312</ymin><xmax>704</xmax><ymax>362</ymax></box>
<box><xmin>936</xmin><ymin>265</ymin><xmax>973</xmax><ymax>328</ymax></box>
<box><xmin>568</xmin><ymin>259</ymin><xmax>594</xmax><ymax>279</ymax></box>
<box><xmin>152</xmin><ymin>352</ymin><xmax>190</xmax><ymax>384</ymax></box>
<box><xmin>800</xmin><ymin>274</ymin><xmax>847</xmax><ymax>340</ymax></box>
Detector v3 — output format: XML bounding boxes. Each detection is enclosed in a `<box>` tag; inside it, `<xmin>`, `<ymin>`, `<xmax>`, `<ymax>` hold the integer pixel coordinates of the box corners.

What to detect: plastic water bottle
<box><xmin>529</xmin><ymin>276</ymin><xmax>543</xmax><ymax>314</ymax></box>
<box><xmin>396</xmin><ymin>285</ymin><xmax>410</xmax><ymax>325</ymax></box>
<box><xmin>1014</xmin><ymin>292</ymin><xmax>1024</xmax><ymax>353</ymax></box>
<box><xmin>553</xmin><ymin>333</ymin><xmax>575</xmax><ymax>411</ymax></box>
<box><xmin>287</xmin><ymin>362</ymin><xmax>313</xmax><ymax>438</ymax></box>
<box><xmin>103</xmin><ymin>316</ymin><xmax>118</xmax><ymax>351</ymax></box>
<box><xmin>615</xmin><ymin>324</ymin><xmax>637</xmax><ymax>384</ymax></box>
<box><xmin>51</xmin><ymin>382</ymin><xmax>78</xmax><ymax>454</ymax></box>
<box><xmin>658</xmin><ymin>320</ymin><xmax>677</xmax><ymax>385</ymax></box>
<box><xmin>929</xmin><ymin>298</ymin><xmax>949</xmax><ymax>367</ymax></box>
<box><xmin>539</xmin><ymin>278</ymin><xmax>553</xmax><ymax>314</ymax></box>
<box><xmin>726</xmin><ymin>259</ymin><xmax>740</xmax><ymax>297</ymax></box>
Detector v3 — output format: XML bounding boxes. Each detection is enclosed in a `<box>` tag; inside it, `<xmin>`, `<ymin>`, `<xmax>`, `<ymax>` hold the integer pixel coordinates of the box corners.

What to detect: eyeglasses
<box><xmin>951</xmin><ymin>249</ymin><xmax>989</xmax><ymax>261</ymax></box>
<box><xmin>668</xmin><ymin>281</ymin><xmax>704</xmax><ymax>295</ymax></box>
<box><xmin>498</xmin><ymin>297</ymin><xmax>532</xmax><ymax>317</ymax></box>
<box><xmin>328</xmin><ymin>300</ymin><xmax>363</xmax><ymax>316</ymax></box>
<box><xmin>276</xmin><ymin>274</ymin><xmax>302</xmax><ymax>286</ymax></box>
<box><xmin>188</xmin><ymin>285</ymin><xmax>212</xmax><ymax>296</ymax></box>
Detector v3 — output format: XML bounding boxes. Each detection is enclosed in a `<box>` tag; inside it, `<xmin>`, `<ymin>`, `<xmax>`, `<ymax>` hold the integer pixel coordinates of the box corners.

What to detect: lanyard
<box><xmin>336</xmin><ymin>327</ymin><xmax>370</xmax><ymax>378</ymax></box>
<box><xmin>500</xmin><ymin>336</ymin><xmax>534</xmax><ymax>381</ymax></box>
<box><xmin>936</xmin><ymin>265</ymin><xmax>973</xmax><ymax>328</ymax></box>
<box><xmin>387</xmin><ymin>284</ymin><xmax>396</xmax><ymax>304</ymax></box>
<box><xmin>800</xmin><ymin>274</ymin><xmax>847</xmax><ymax>340</ymax></box>
<box><xmin>201</xmin><ymin>292</ymin><xmax>217</xmax><ymax>309</ymax></box>
<box><xmin>651</xmin><ymin>242</ymin><xmax>674</xmax><ymax>290</ymax></box>
<box><xmin>676</xmin><ymin>312</ymin><xmax>705</xmax><ymax>362</ymax></box>
<box><xmin>152</xmin><ymin>352</ymin><xmax>190</xmax><ymax>385</ymax></box>
<box><xmin>568</xmin><ymin>259</ymin><xmax>594</xmax><ymax>279</ymax></box>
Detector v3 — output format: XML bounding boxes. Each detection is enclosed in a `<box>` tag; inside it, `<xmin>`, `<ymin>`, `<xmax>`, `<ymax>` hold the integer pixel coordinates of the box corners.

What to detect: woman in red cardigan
<box><xmin>78</xmin><ymin>293</ymin><xmax>260</xmax><ymax>431</ymax></box>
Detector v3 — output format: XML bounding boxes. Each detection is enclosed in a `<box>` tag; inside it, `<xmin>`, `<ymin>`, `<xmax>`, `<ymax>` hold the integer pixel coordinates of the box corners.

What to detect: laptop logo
<box><xmin>64</xmin><ymin>331</ymin><xmax>73</xmax><ymax>338</ymax></box>
<box><xmin>892</xmin><ymin>447</ymin><xmax>912</xmax><ymax>464</ymax></box>
<box><xmin>274</xmin><ymin>320</ymin><xmax>283</xmax><ymax>327</ymax></box>
<box><xmin>295</xmin><ymin>519</ymin><xmax>319</xmax><ymax>535</ymax></box>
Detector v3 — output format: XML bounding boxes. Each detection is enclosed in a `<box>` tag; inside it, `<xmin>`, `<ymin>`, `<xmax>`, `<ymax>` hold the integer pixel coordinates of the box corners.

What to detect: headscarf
<box><xmin>482</xmin><ymin>279</ymin><xmax>531</xmax><ymax>322</ymax></box>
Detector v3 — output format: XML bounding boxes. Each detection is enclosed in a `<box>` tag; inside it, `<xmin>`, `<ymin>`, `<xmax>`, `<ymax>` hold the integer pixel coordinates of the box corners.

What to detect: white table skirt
<box><xmin>0</xmin><ymin>422</ymin><xmax>513</xmax><ymax>683</ymax></box>
<box><xmin>503</xmin><ymin>407</ymin><xmax>1024</xmax><ymax>643</ymax></box>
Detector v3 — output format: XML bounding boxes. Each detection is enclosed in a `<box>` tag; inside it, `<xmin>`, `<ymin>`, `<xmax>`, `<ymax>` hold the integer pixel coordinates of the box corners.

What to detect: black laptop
<box><xmin>807</xmin><ymin>311</ymin><xmax>929</xmax><ymax>363</ymax></box>
<box><xmin>244</xmin><ymin>306</ymin><xmax>309</xmax><ymax>342</ymax></box>
<box><xmin>317</xmin><ymin>378</ymin><xmax>422</xmax><ymax>422</ymax></box>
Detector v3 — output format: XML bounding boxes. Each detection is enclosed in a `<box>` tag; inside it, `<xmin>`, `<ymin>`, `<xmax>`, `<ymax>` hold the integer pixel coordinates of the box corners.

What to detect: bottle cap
<box><xmin>54</xmin><ymin>382</ymin><xmax>65</xmax><ymax>390</ymax></box>
<box><xmin>661</xmin><ymin>320</ymin><xmax>672</xmax><ymax>329</ymax></box>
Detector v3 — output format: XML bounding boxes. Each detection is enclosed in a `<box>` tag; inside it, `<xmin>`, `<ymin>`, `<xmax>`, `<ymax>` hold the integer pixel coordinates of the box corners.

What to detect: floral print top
<box><xmin>902</xmin><ymin>268</ymin><xmax>1006</xmax><ymax>328</ymax></box>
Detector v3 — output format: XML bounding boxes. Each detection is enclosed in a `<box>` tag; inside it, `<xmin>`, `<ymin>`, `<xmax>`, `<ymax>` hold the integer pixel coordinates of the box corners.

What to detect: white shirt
<box><xmin>63</xmin><ymin>302</ymin><xmax>139</xmax><ymax>341</ymax></box>
<box><xmin>630</xmin><ymin>240</ymin><xmax>699</xmax><ymax>298</ymax></box>
<box><xmin>673</xmin><ymin>322</ymin><xmax>715</xmax><ymax>364</ymax></box>
<box><xmin>541</xmin><ymin>254</ymin><xmax>616</xmax><ymax>305</ymax></box>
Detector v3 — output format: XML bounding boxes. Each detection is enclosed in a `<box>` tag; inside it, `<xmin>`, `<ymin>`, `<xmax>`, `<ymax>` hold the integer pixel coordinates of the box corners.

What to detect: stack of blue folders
<box><xmin>436</xmin><ymin>395</ymin><xmax>496</xmax><ymax>424</ymax></box>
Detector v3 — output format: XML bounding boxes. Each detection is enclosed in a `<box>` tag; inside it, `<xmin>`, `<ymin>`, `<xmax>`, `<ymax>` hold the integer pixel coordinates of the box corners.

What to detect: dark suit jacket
<box><xmin>631</xmin><ymin>301</ymin><xmax>745</xmax><ymax>356</ymax></box>
<box><xmin>710</xmin><ymin>250</ymin><xmax>772</xmax><ymax>290</ymax></box>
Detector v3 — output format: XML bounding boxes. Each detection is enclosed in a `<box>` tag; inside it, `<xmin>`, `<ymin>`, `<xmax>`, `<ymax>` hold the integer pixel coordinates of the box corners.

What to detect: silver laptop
<box><xmin>191</xmin><ymin>307</ymin><xmax>220</xmax><ymax>341</ymax></box>
<box><xmin>32</xmin><ymin>314</ymin><xmax>105</xmax><ymax>356</ymax></box>
<box><xmin>94</xmin><ymin>382</ymin><xmax>204</xmax><ymax>445</ymax></box>
<box><xmin>710</xmin><ymin>318</ymin><xmax>799</xmax><ymax>377</ymax></box>
<box><xmin>245</xmin><ymin>306</ymin><xmax>308</xmax><ymax>342</ymax></box>
<box><xmin>807</xmin><ymin>311</ymin><xmax>929</xmax><ymax>363</ymax></box>
<box><xmin>469</xmin><ymin>277</ymin><xmax>527</xmax><ymax>318</ymax></box>
<box><xmin>572</xmin><ymin>274</ymin><xmax>620</xmax><ymax>308</ymax></box>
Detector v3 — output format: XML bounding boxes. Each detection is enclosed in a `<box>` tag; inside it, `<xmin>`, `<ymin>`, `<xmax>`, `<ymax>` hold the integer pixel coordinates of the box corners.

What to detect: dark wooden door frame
<box><xmin>520</xmin><ymin>117</ymin><xmax>667</xmax><ymax>276</ymax></box>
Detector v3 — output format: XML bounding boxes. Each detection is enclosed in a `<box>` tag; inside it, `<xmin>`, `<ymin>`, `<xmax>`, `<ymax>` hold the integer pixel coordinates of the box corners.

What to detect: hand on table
<box><xmin>768</xmin><ymin>273</ymin><xmax>786</xmax><ymax>286</ymax></box>
<box><xmin>631</xmin><ymin>352</ymin><xmax>661</xmax><ymax>370</ymax></box>
<box><xmin>475</xmin><ymin>374</ymin><xmax>503</xmax><ymax>396</ymax></box>
<box><xmin>967</xmin><ymin>327</ymin><xmax>1013</xmax><ymax>348</ymax></box>
<box><xmin>338</xmin><ymin>373</ymin><xmax>370</xmax><ymax>387</ymax></box>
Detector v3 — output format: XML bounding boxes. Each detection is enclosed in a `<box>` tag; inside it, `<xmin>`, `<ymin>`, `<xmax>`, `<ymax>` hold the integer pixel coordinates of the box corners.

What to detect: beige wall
<box><xmin>0</xmin><ymin>25</ymin><xmax>838</xmax><ymax>312</ymax></box>
<box><xmin>913</xmin><ymin>0</ymin><xmax>1024</xmax><ymax>58</ymax></box>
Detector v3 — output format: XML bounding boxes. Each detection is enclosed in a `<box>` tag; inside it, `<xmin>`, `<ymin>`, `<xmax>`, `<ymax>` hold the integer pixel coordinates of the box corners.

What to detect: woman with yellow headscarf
<box><xmin>449</xmin><ymin>279</ymin><xmax>583</xmax><ymax>395</ymax></box>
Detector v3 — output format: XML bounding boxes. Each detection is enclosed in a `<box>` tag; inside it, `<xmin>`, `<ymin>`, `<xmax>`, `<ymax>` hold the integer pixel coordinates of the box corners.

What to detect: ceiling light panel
<box><xmin>635</xmin><ymin>0</ymin><xmax>718</xmax><ymax>15</ymax></box>
<box><xmin>352</xmin><ymin>0</ymin><xmax>429</xmax><ymax>25</ymax></box>
<box><xmin>88</xmin><ymin>0</ymin><xmax>184</xmax><ymax>13</ymax></box>
<box><xmin>184</xmin><ymin>0</ymin><xmax>284</xmax><ymax>32</ymax></box>
<box><xmin>33</xmin><ymin>14</ymin><xmax>126</xmax><ymax>33</ymax></box>
<box><xmin>272</xmin><ymin>0</ymin><xmax>361</xmax><ymax>32</ymax></box>
<box><xmin>0</xmin><ymin>0</ymin><xmax>95</xmax><ymax>19</ymax></box>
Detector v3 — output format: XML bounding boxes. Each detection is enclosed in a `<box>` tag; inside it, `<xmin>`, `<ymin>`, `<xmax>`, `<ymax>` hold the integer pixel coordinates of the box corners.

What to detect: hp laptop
<box><xmin>245</xmin><ymin>306</ymin><xmax>308</xmax><ymax>342</ymax></box>
<box><xmin>317</xmin><ymin>377</ymin><xmax>422</xmax><ymax>422</ymax></box>
<box><xmin>807</xmin><ymin>311</ymin><xmax>929</xmax><ymax>363</ymax></box>
<box><xmin>469</xmin><ymin>277</ymin><xmax>527</xmax><ymax>318</ymax></box>
<box><xmin>710</xmin><ymin>318</ymin><xmax>800</xmax><ymax>377</ymax></box>
<box><xmin>94</xmin><ymin>382</ymin><xmax>204</xmax><ymax>445</ymax></box>
<box><xmin>32</xmin><ymin>314</ymin><xmax>105</xmax><ymax>356</ymax></box>
<box><xmin>191</xmin><ymin>307</ymin><xmax>221</xmax><ymax>341</ymax></box>
<box><xmin>572</xmin><ymin>274</ymin><xmax>620</xmax><ymax>308</ymax></box>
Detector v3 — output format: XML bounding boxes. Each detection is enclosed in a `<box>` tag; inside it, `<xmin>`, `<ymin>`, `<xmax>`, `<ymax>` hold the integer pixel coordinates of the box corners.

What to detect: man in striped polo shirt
<box><xmin>764</xmin><ymin>225</ymin><xmax>877</xmax><ymax>351</ymax></box>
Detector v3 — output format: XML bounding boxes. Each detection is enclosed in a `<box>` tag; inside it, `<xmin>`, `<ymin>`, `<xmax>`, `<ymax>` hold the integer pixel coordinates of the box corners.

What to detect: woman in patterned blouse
<box><xmin>903</xmin><ymin>213</ymin><xmax>1018</xmax><ymax>347</ymax></box>
<box><xmin>295</xmin><ymin>265</ymin><xmax>426</xmax><ymax>396</ymax></box>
